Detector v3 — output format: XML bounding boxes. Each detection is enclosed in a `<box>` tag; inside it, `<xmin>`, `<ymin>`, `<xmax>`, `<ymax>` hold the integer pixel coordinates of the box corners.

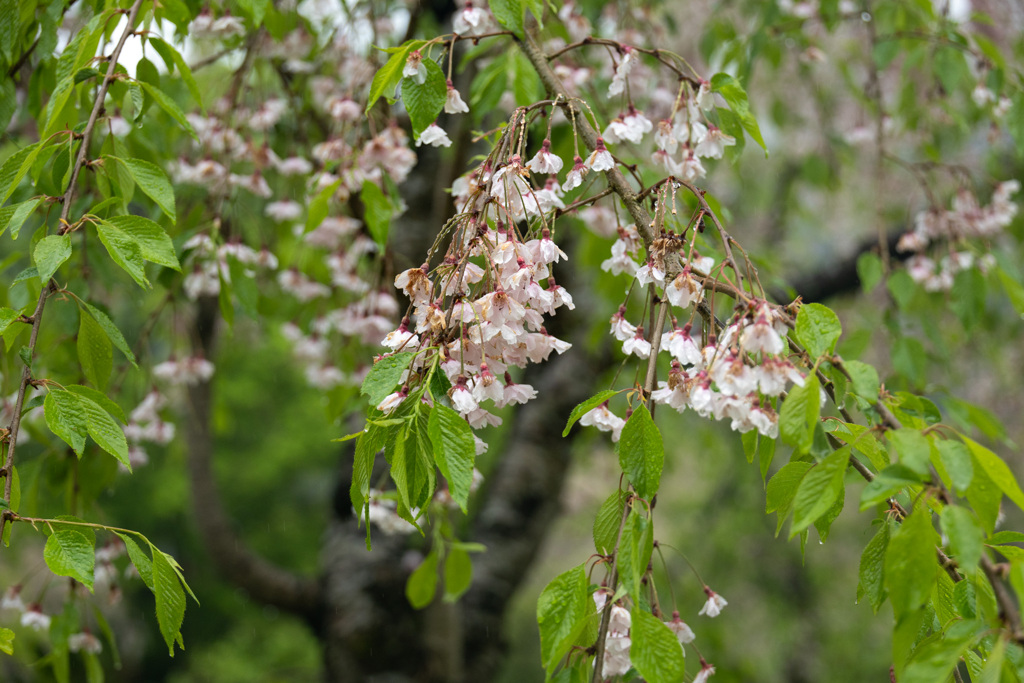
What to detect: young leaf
<box><xmin>443</xmin><ymin>547</ymin><xmax>473</xmax><ymax>602</ymax></box>
<box><xmin>406</xmin><ymin>549</ymin><xmax>439</xmax><ymax>609</ymax></box>
<box><xmin>105</xmin><ymin>215</ymin><xmax>180</xmax><ymax>270</ymax></box>
<box><xmin>940</xmin><ymin>506</ymin><xmax>983</xmax><ymax>571</ymax></box>
<box><xmin>44</xmin><ymin>390</ymin><xmax>88</xmax><ymax>455</ymax></box>
<box><xmin>105</xmin><ymin>156</ymin><xmax>176</xmax><ymax>223</ymax></box>
<box><xmin>81</xmin><ymin>302</ymin><xmax>137</xmax><ymax>368</ymax></box>
<box><xmin>630</xmin><ymin>608</ymin><xmax>686</xmax><ymax>683</ymax></box>
<box><xmin>96</xmin><ymin>221</ymin><xmax>149</xmax><ymax>287</ymax></box>
<box><xmin>366</xmin><ymin>41</ymin><xmax>425</xmax><ymax>111</ymax></box>
<box><xmin>710</xmin><ymin>72</ymin><xmax>767</xmax><ymax>153</ymax></box>
<box><xmin>795</xmin><ymin>303</ymin><xmax>842</xmax><ymax>359</ymax></box>
<box><xmin>857</xmin><ymin>522</ymin><xmax>889</xmax><ymax>612</ymax></box>
<box><xmin>33</xmin><ymin>234</ymin><xmax>72</xmax><ymax>283</ymax></box>
<box><xmin>489</xmin><ymin>0</ymin><xmax>525</xmax><ymax>39</ymax></box>
<box><xmin>790</xmin><ymin>447</ymin><xmax>850</xmax><ymax>536</ymax></box>
<box><xmin>77</xmin><ymin>311</ymin><xmax>113</xmax><ymax>390</ymax></box>
<box><xmin>0</xmin><ymin>627</ymin><xmax>12</xmax><ymax>655</ymax></box>
<box><xmin>844</xmin><ymin>360</ymin><xmax>880</xmax><ymax>400</ymax></box>
<box><xmin>779</xmin><ymin>374</ymin><xmax>820</xmax><ymax>453</ymax></box>
<box><xmin>350</xmin><ymin>424</ymin><xmax>386</xmax><ymax>527</ymax></box>
<box><xmin>887</xmin><ymin>429</ymin><xmax>931</xmax><ymax>477</ymax></box>
<box><xmin>563</xmin><ymin>389</ymin><xmax>619</xmax><ymax>436</ymax></box>
<box><xmin>885</xmin><ymin>507</ymin><xmax>939</xmax><ymax>618</ymax></box>
<box><xmin>427</xmin><ymin>403</ymin><xmax>476</xmax><ymax>512</ymax></box>
<box><xmin>766</xmin><ymin>461</ymin><xmax>812</xmax><ymax>535</ymax></box>
<box><xmin>537</xmin><ymin>563</ymin><xmax>589</xmax><ymax>673</ymax></box>
<box><xmin>616</xmin><ymin>510</ymin><xmax>652</xmax><ymax>600</ymax></box>
<box><xmin>44</xmin><ymin>529</ymin><xmax>95</xmax><ymax>591</ymax></box>
<box><xmin>616</xmin><ymin>405</ymin><xmax>664</xmax><ymax>500</ymax></box>
<box><xmin>138</xmin><ymin>83</ymin><xmax>198</xmax><ymax>141</ymax></box>
<box><xmin>148</xmin><ymin>37</ymin><xmax>204</xmax><ymax>113</ymax></box>
<box><xmin>114</xmin><ymin>532</ymin><xmax>153</xmax><ymax>590</ymax></box>
<box><xmin>78</xmin><ymin>395</ymin><xmax>131</xmax><ymax>470</ymax></box>
<box><xmin>361</xmin><ymin>352</ymin><xmax>416</xmax><ymax>407</ymax></box>
<box><xmin>151</xmin><ymin>549</ymin><xmax>186</xmax><ymax>655</ymax></box>
<box><xmin>401</xmin><ymin>59</ymin><xmax>446</xmax><ymax>137</ymax></box>
<box><xmin>361</xmin><ymin>180</ymin><xmax>392</xmax><ymax>250</ymax></box>
<box><xmin>963</xmin><ymin>436</ymin><xmax>1024</xmax><ymax>512</ymax></box>
<box><xmin>593</xmin><ymin>489</ymin><xmax>626</xmax><ymax>555</ymax></box>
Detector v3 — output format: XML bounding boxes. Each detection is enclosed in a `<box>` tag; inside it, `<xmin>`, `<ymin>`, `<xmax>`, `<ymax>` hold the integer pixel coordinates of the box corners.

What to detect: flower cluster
<box><xmin>898</xmin><ymin>180</ymin><xmax>1019</xmax><ymax>292</ymax></box>
<box><xmin>122</xmin><ymin>390</ymin><xmax>176</xmax><ymax>470</ymax></box>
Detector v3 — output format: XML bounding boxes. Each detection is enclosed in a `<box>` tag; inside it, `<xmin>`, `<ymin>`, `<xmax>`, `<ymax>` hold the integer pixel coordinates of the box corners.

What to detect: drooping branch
<box><xmin>183</xmin><ymin>296</ymin><xmax>322</xmax><ymax>617</ymax></box>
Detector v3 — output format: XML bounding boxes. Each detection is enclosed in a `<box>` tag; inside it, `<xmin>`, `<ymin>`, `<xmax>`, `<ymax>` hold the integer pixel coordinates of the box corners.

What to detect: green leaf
<box><xmin>401</xmin><ymin>58</ymin><xmax>446</xmax><ymax>137</ymax></box>
<box><xmin>149</xmin><ymin>37</ymin><xmax>204</xmax><ymax>113</ymax></box>
<box><xmin>0</xmin><ymin>627</ymin><xmax>13</xmax><ymax>655</ymax></box>
<box><xmin>44</xmin><ymin>390</ymin><xmax>88</xmax><ymax>455</ymax></box>
<box><xmin>887</xmin><ymin>429</ymin><xmax>931</xmax><ymax>477</ymax></box>
<box><xmin>34</xmin><ymin>234</ymin><xmax>72</xmax><ymax>284</ymax></box>
<box><xmin>78</xmin><ymin>395</ymin><xmax>131</xmax><ymax>470</ymax></box>
<box><xmin>766</xmin><ymin>461</ymin><xmax>812</xmax><ymax>535</ymax></box>
<box><xmin>859</xmin><ymin>464</ymin><xmax>925</xmax><ymax>510</ymax></box>
<box><xmin>366</xmin><ymin>41</ymin><xmax>425</xmax><ymax>111</ymax></box>
<box><xmin>710</xmin><ymin>72</ymin><xmax>767</xmax><ymax>153</ymax></box>
<box><xmin>44</xmin><ymin>530</ymin><xmax>95</xmax><ymax>591</ymax></box>
<box><xmin>304</xmin><ymin>178</ymin><xmax>340</xmax><ymax>233</ymax></box>
<box><xmin>858</xmin><ymin>521</ymin><xmax>889</xmax><ymax>612</ymax></box>
<box><xmin>616</xmin><ymin>405</ymin><xmax>664</xmax><ymax>500</ymax></box>
<box><xmin>351</xmin><ymin>424</ymin><xmax>386</xmax><ymax>532</ymax></box>
<box><xmin>901</xmin><ymin>627</ymin><xmax>975</xmax><ymax>683</ymax></box>
<box><xmin>0</xmin><ymin>198</ymin><xmax>42</xmax><ymax>239</ymax></box>
<box><xmin>443</xmin><ymin>547</ymin><xmax>473</xmax><ymax>602</ymax></box>
<box><xmin>885</xmin><ymin>507</ymin><xmax>939</xmax><ymax>618</ymax></box>
<box><xmin>563</xmin><ymin>390</ymin><xmax>619</xmax><ymax>436</ymax></box>
<box><xmin>406</xmin><ymin>549</ymin><xmax>439</xmax><ymax>609</ymax></box>
<box><xmin>391</xmin><ymin>409</ymin><xmax>435</xmax><ymax>513</ymax></box>
<box><xmin>617</xmin><ymin>509</ymin><xmax>652</xmax><ymax>600</ymax></box>
<box><xmin>795</xmin><ymin>303</ymin><xmax>841</xmax><ymax>359</ymax></box>
<box><xmin>105</xmin><ymin>157</ymin><xmax>176</xmax><ymax>223</ymax></box>
<box><xmin>0</xmin><ymin>142</ymin><xmax>43</xmax><ymax>207</ymax></box>
<box><xmin>151</xmin><ymin>549</ymin><xmax>186</xmax><ymax>655</ymax></box>
<box><xmin>114</xmin><ymin>532</ymin><xmax>153</xmax><ymax>590</ymax></box>
<box><xmin>856</xmin><ymin>252</ymin><xmax>883</xmax><ymax>293</ymax></box>
<box><xmin>940</xmin><ymin>506</ymin><xmax>983</xmax><ymax>572</ymax></box>
<box><xmin>934</xmin><ymin>439</ymin><xmax>973</xmax><ymax>494</ymax></box>
<box><xmin>537</xmin><ymin>563</ymin><xmax>589</xmax><ymax>673</ymax></box>
<box><xmin>80</xmin><ymin>302</ymin><xmax>137</xmax><ymax>368</ymax></box>
<box><xmin>428</xmin><ymin>403</ymin><xmax>476</xmax><ymax>512</ymax></box>
<box><xmin>105</xmin><ymin>215</ymin><xmax>180</xmax><ymax>270</ymax></box>
<box><xmin>779</xmin><ymin>374</ymin><xmax>820</xmax><ymax>453</ymax></box>
<box><xmin>361</xmin><ymin>352</ymin><xmax>416</xmax><ymax>407</ymax></box>
<box><xmin>77</xmin><ymin>311</ymin><xmax>112</xmax><ymax>390</ymax></box>
<box><xmin>791</xmin><ymin>447</ymin><xmax>850</xmax><ymax>536</ymax></box>
<box><xmin>96</xmin><ymin>221</ymin><xmax>148</xmax><ymax>287</ymax></box>
<box><xmin>137</xmin><ymin>83</ymin><xmax>198</xmax><ymax>142</ymax></box>
<box><xmin>630</xmin><ymin>608</ymin><xmax>686</xmax><ymax>683</ymax></box>
<box><xmin>593</xmin><ymin>489</ymin><xmax>626</xmax><ymax>555</ymax></box>
<box><xmin>489</xmin><ymin>0</ymin><xmax>525</xmax><ymax>38</ymax></box>
<box><xmin>966</xmin><ymin>462</ymin><xmax>1001</xmax><ymax>535</ymax></box>
<box><xmin>844</xmin><ymin>360</ymin><xmax>879</xmax><ymax>400</ymax></box>
<box><xmin>361</xmin><ymin>180</ymin><xmax>392</xmax><ymax>250</ymax></box>
<box><xmin>963</xmin><ymin>436</ymin><xmax>1024</xmax><ymax>512</ymax></box>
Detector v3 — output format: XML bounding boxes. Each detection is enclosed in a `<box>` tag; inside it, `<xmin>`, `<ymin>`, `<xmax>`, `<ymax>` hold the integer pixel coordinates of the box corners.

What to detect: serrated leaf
<box><xmin>406</xmin><ymin>549</ymin><xmax>439</xmax><ymax>609</ymax></box>
<box><xmin>537</xmin><ymin>563</ymin><xmax>589</xmax><ymax>673</ymax></box>
<box><xmin>795</xmin><ymin>303</ymin><xmax>841</xmax><ymax>359</ymax></box>
<box><xmin>710</xmin><ymin>72</ymin><xmax>767</xmax><ymax>153</ymax></box>
<box><xmin>859</xmin><ymin>464</ymin><xmax>925</xmax><ymax>510</ymax></box>
<box><xmin>44</xmin><ymin>390</ymin><xmax>88</xmax><ymax>455</ymax></box>
<box><xmin>963</xmin><ymin>436</ymin><xmax>1024</xmax><ymax>512</ymax></box>
<box><xmin>44</xmin><ymin>530</ymin><xmax>95</xmax><ymax>591</ymax></box>
<box><xmin>766</xmin><ymin>461</ymin><xmax>812</xmax><ymax>535</ymax></box>
<box><xmin>149</xmin><ymin>37</ymin><xmax>204</xmax><ymax>113</ymax></box>
<box><xmin>402</xmin><ymin>59</ymin><xmax>446</xmax><ymax>137</ymax></box>
<box><xmin>779</xmin><ymin>374</ymin><xmax>820</xmax><ymax>453</ymax></box>
<box><xmin>791</xmin><ymin>447</ymin><xmax>850</xmax><ymax>536</ymax></box>
<box><xmin>34</xmin><ymin>234</ymin><xmax>72</xmax><ymax>284</ymax></box>
<box><xmin>858</xmin><ymin>522</ymin><xmax>889</xmax><ymax>611</ymax></box>
<box><xmin>845</xmin><ymin>360</ymin><xmax>879</xmax><ymax>400</ymax></box>
<box><xmin>80</xmin><ymin>302</ymin><xmax>137</xmax><ymax>368</ymax></box>
<box><xmin>887</xmin><ymin>429</ymin><xmax>931</xmax><ymax>477</ymax></box>
<box><xmin>0</xmin><ymin>307</ymin><xmax>20</xmax><ymax>336</ymax></box>
<box><xmin>489</xmin><ymin>0</ymin><xmax>525</xmax><ymax>38</ymax></box>
<box><xmin>885</xmin><ymin>507</ymin><xmax>939</xmax><ymax>618</ymax></box>
<box><xmin>0</xmin><ymin>142</ymin><xmax>43</xmax><ymax>207</ymax></box>
<box><xmin>563</xmin><ymin>390</ymin><xmax>619</xmax><ymax>437</ymax></box>
<box><xmin>361</xmin><ymin>180</ymin><xmax>392</xmax><ymax>250</ymax></box>
<box><xmin>593</xmin><ymin>489</ymin><xmax>626</xmax><ymax>555</ymax></box>
<box><xmin>0</xmin><ymin>198</ymin><xmax>42</xmax><ymax>239</ymax></box>
<box><xmin>941</xmin><ymin>506</ymin><xmax>983</xmax><ymax>572</ymax></box>
<box><xmin>96</xmin><ymin>221</ymin><xmax>148</xmax><ymax>287</ymax></box>
<box><xmin>616</xmin><ymin>405</ymin><xmax>663</xmax><ymax>500</ymax></box>
<box><xmin>114</xmin><ymin>532</ymin><xmax>153</xmax><ymax>590</ymax></box>
<box><xmin>443</xmin><ymin>547</ymin><xmax>473</xmax><ymax>602</ymax></box>
<box><xmin>366</xmin><ymin>41</ymin><xmax>425</xmax><ymax>111</ymax></box>
<box><xmin>105</xmin><ymin>156</ymin><xmax>176</xmax><ymax>223</ymax></box>
<box><xmin>105</xmin><ymin>215</ymin><xmax>180</xmax><ymax>270</ymax></box>
<box><xmin>617</xmin><ymin>510</ymin><xmax>652</xmax><ymax>600</ymax></box>
<box><xmin>428</xmin><ymin>403</ymin><xmax>475</xmax><ymax>512</ymax></box>
<box><xmin>138</xmin><ymin>83</ymin><xmax>197</xmax><ymax>142</ymax></box>
<box><xmin>631</xmin><ymin>608</ymin><xmax>686</xmax><ymax>683</ymax></box>
<box><xmin>391</xmin><ymin>409</ymin><xmax>435</xmax><ymax>514</ymax></box>
<box><xmin>351</xmin><ymin>424</ymin><xmax>386</xmax><ymax>530</ymax></box>
<box><xmin>77</xmin><ymin>311</ymin><xmax>112</xmax><ymax>390</ymax></box>
<box><xmin>78</xmin><ymin>395</ymin><xmax>131</xmax><ymax>470</ymax></box>
<box><xmin>151</xmin><ymin>549</ymin><xmax>186</xmax><ymax>655</ymax></box>
<box><xmin>361</xmin><ymin>352</ymin><xmax>415</xmax><ymax>407</ymax></box>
